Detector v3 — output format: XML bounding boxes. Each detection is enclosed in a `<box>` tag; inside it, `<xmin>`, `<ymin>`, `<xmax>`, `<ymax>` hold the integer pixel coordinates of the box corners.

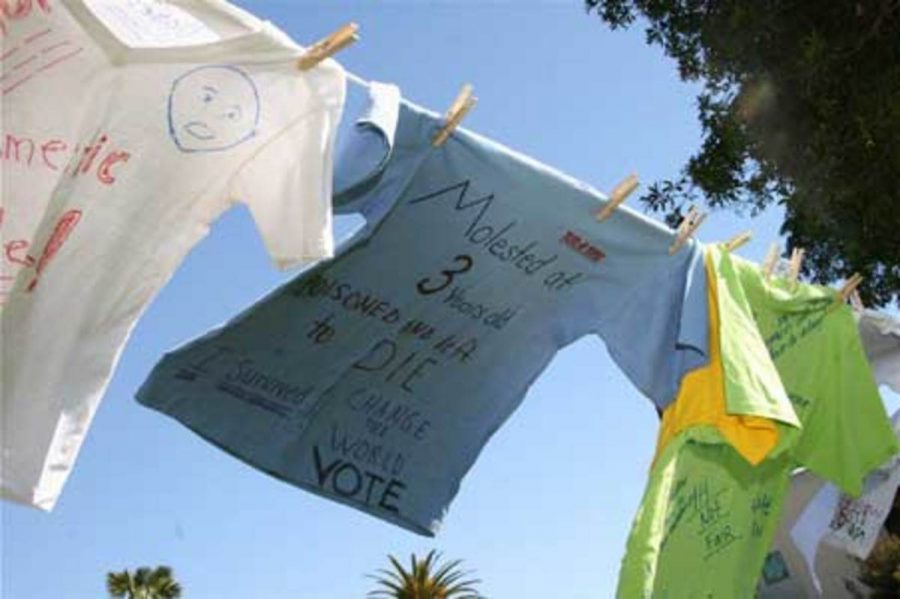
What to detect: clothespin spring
<box><xmin>669</xmin><ymin>206</ymin><xmax>706</xmax><ymax>255</ymax></box>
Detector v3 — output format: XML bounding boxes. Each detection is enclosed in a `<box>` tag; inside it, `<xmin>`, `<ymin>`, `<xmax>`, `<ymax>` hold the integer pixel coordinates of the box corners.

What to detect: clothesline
<box><xmin>3</xmin><ymin>4</ymin><xmax>898</xmax><ymax>598</ymax></box>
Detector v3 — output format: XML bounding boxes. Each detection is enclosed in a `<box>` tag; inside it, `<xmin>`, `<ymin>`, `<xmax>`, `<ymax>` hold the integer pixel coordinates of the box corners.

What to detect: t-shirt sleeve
<box><xmin>332</xmin><ymin>82</ymin><xmax>400</xmax><ymax>210</ymax></box>
<box><xmin>676</xmin><ymin>241</ymin><xmax>712</xmax><ymax>366</ymax></box>
<box><xmin>791</xmin><ymin>305</ymin><xmax>898</xmax><ymax>496</ymax></box>
<box><xmin>731</xmin><ymin>256</ymin><xmax>898</xmax><ymax>496</ymax></box>
<box><xmin>229</xmin><ymin>103</ymin><xmax>343</xmax><ymax>270</ymax></box>
<box><xmin>599</xmin><ymin>241</ymin><xmax>710</xmax><ymax>408</ymax></box>
<box><xmin>713</xmin><ymin>246</ymin><xmax>800</xmax><ymax>427</ymax></box>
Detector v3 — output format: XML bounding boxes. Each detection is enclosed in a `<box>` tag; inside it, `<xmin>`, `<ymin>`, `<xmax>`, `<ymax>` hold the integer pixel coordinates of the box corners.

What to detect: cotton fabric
<box><xmin>618</xmin><ymin>246</ymin><xmax>896</xmax><ymax>597</ymax></box>
<box><xmin>856</xmin><ymin>309</ymin><xmax>900</xmax><ymax>393</ymax></box>
<box><xmin>619</xmin><ymin>427</ymin><xmax>791</xmax><ymax>598</ymax></box>
<box><xmin>655</xmin><ymin>247</ymin><xmax>780</xmax><ymax>466</ymax></box>
<box><xmin>761</xmin><ymin>414</ymin><xmax>900</xmax><ymax>595</ymax></box>
<box><xmin>137</xmin><ymin>86</ymin><xmax>710</xmax><ymax>535</ymax></box>
<box><xmin>719</xmin><ymin>249</ymin><xmax>897</xmax><ymax>496</ymax></box>
<box><xmin>1</xmin><ymin>0</ymin><xmax>345</xmax><ymax>510</ymax></box>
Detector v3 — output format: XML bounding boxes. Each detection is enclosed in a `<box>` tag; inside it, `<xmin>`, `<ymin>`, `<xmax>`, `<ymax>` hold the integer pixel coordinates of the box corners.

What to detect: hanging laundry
<box><xmin>617</xmin><ymin>245</ymin><xmax>897</xmax><ymax>597</ymax></box>
<box><xmin>718</xmin><ymin>248</ymin><xmax>897</xmax><ymax>496</ymax></box>
<box><xmin>855</xmin><ymin>309</ymin><xmax>900</xmax><ymax>393</ymax></box>
<box><xmin>1</xmin><ymin>0</ymin><xmax>346</xmax><ymax>511</ymax></box>
<box><xmin>618</xmin><ymin>248</ymin><xmax>794</xmax><ymax>597</ymax></box>
<box><xmin>136</xmin><ymin>84</ymin><xmax>711</xmax><ymax>536</ymax></box>
<box><xmin>619</xmin><ymin>427</ymin><xmax>793</xmax><ymax>598</ymax></box>
<box><xmin>653</xmin><ymin>249</ymin><xmax>785</xmax><ymax>467</ymax></box>
<box><xmin>759</xmin><ymin>307</ymin><xmax>900</xmax><ymax>598</ymax></box>
<box><xmin>758</xmin><ymin>445</ymin><xmax>900</xmax><ymax>599</ymax></box>
<box><xmin>756</xmin><ymin>470</ymin><xmax>831</xmax><ymax>598</ymax></box>
<box><xmin>806</xmin><ymin>415</ymin><xmax>900</xmax><ymax>558</ymax></box>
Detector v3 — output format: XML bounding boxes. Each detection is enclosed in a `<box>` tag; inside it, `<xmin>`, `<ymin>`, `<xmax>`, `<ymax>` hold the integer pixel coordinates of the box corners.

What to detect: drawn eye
<box><xmin>202</xmin><ymin>93</ymin><xmax>214</xmax><ymax>104</ymax></box>
<box><xmin>225</xmin><ymin>105</ymin><xmax>243</xmax><ymax>121</ymax></box>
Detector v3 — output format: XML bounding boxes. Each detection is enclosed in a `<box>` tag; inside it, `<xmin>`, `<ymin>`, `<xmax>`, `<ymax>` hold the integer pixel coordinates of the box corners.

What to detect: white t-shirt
<box><xmin>856</xmin><ymin>309</ymin><xmax>900</xmax><ymax>394</ymax></box>
<box><xmin>1</xmin><ymin>0</ymin><xmax>346</xmax><ymax>510</ymax></box>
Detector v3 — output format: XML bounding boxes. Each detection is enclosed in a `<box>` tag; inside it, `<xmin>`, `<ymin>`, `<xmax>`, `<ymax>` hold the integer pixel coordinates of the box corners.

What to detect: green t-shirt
<box><xmin>617</xmin><ymin>246</ymin><xmax>897</xmax><ymax>597</ymax></box>
<box><xmin>713</xmin><ymin>247</ymin><xmax>800</xmax><ymax>428</ymax></box>
<box><xmin>617</xmin><ymin>427</ymin><xmax>790</xmax><ymax>599</ymax></box>
<box><xmin>720</xmin><ymin>247</ymin><xmax>897</xmax><ymax>495</ymax></box>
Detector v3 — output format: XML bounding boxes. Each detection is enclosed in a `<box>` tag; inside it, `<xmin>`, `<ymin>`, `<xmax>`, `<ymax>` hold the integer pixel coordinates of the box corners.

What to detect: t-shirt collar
<box><xmin>63</xmin><ymin>0</ymin><xmax>297</xmax><ymax>65</ymax></box>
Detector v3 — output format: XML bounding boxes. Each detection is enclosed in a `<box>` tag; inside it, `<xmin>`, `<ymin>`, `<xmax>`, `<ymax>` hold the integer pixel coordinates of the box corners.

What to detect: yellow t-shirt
<box><xmin>655</xmin><ymin>251</ymin><xmax>778</xmax><ymax>465</ymax></box>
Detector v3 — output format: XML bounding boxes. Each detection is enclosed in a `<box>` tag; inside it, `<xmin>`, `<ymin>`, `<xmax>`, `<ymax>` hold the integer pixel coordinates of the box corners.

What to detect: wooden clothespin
<box><xmin>724</xmin><ymin>230</ymin><xmax>752</xmax><ymax>253</ymax></box>
<box><xmin>849</xmin><ymin>289</ymin><xmax>865</xmax><ymax>312</ymax></box>
<box><xmin>433</xmin><ymin>84</ymin><xmax>477</xmax><ymax>147</ymax></box>
<box><xmin>839</xmin><ymin>273</ymin><xmax>864</xmax><ymax>304</ymax></box>
<box><xmin>761</xmin><ymin>242</ymin><xmax>779</xmax><ymax>279</ymax></box>
<box><xmin>297</xmin><ymin>23</ymin><xmax>359</xmax><ymax>71</ymax></box>
<box><xmin>668</xmin><ymin>206</ymin><xmax>707</xmax><ymax>255</ymax></box>
<box><xmin>596</xmin><ymin>173</ymin><xmax>639</xmax><ymax>222</ymax></box>
<box><xmin>787</xmin><ymin>247</ymin><xmax>805</xmax><ymax>281</ymax></box>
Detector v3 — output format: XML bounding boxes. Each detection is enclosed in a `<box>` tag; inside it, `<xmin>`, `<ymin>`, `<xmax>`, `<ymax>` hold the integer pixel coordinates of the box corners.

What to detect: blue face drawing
<box><xmin>167</xmin><ymin>65</ymin><xmax>260</xmax><ymax>153</ymax></box>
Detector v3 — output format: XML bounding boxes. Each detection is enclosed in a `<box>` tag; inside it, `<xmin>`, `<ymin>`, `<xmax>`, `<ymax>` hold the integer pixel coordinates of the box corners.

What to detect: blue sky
<box><xmin>3</xmin><ymin>2</ymin><xmax>898</xmax><ymax>598</ymax></box>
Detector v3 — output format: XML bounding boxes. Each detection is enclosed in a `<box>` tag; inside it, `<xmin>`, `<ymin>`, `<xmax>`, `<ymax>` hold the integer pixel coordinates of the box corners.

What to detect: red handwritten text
<box><xmin>26</xmin><ymin>209</ymin><xmax>81</xmax><ymax>292</ymax></box>
<box><xmin>0</xmin><ymin>0</ymin><xmax>52</xmax><ymax>37</ymax></box>
<box><xmin>1</xmin><ymin>131</ymin><xmax>132</xmax><ymax>185</ymax></box>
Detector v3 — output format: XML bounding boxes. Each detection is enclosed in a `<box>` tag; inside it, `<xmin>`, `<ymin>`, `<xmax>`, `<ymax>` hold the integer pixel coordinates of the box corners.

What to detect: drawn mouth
<box><xmin>183</xmin><ymin>121</ymin><xmax>216</xmax><ymax>141</ymax></box>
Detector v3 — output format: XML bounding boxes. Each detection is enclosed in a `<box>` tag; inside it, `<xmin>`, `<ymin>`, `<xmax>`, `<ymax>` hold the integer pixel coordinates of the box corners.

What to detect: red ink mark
<box><xmin>1</xmin><ymin>46</ymin><xmax>81</xmax><ymax>96</ymax></box>
<box><xmin>40</xmin><ymin>138</ymin><xmax>66</xmax><ymax>170</ymax></box>
<box><xmin>1</xmin><ymin>0</ymin><xmax>52</xmax><ymax>18</ymax></box>
<box><xmin>561</xmin><ymin>230</ymin><xmax>606</xmax><ymax>263</ymax></box>
<box><xmin>23</xmin><ymin>25</ymin><xmax>49</xmax><ymax>43</ymax></box>
<box><xmin>34</xmin><ymin>44</ymin><xmax>81</xmax><ymax>73</ymax></box>
<box><xmin>77</xmin><ymin>134</ymin><xmax>107</xmax><ymax>175</ymax></box>
<box><xmin>2</xmin><ymin>132</ymin><xmax>131</xmax><ymax>182</ymax></box>
<box><xmin>0</xmin><ymin>1</ymin><xmax>52</xmax><ymax>37</ymax></box>
<box><xmin>2</xmin><ymin>0</ymin><xmax>32</xmax><ymax>19</ymax></box>
<box><xmin>2</xmin><ymin>132</ymin><xmax>37</xmax><ymax>163</ymax></box>
<box><xmin>97</xmin><ymin>151</ymin><xmax>130</xmax><ymax>185</ymax></box>
<box><xmin>11</xmin><ymin>52</ymin><xmax>35</xmax><ymax>69</ymax></box>
<box><xmin>26</xmin><ymin>209</ymin><xmax>81</xmax><ymax>292</ymax></box>
<box><xmin>40</xmin><ymin>39</ymin><xmax>69</xmax><ymax>54</ymax></box>
<box><xmin>5</xmin><ymin>239</ymin><xmax>34</xmax><ymax>266</ymax></box>
<box><xmin>0</xmin><ymin>44</ymin><xmax>18</xmax><ymax>61</ymax></box>
<box><xmin>1</xmin><ymin>71</ymin><xmax>32</xmax><ymax>95</ymax></box>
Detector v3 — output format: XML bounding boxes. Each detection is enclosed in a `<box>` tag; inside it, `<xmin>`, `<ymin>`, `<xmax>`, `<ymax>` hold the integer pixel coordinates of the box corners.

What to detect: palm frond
<box><xmin>432</xmin><ymin>558</ymin><xmax>464</xmax><ymax>585</ymax></box>
<box><xmin>106</xmin><ymin>571</ymin><xmax>134</xmax><ymax>598</ymax></box>
<box><xmin>105</xmin><ymin>566</ymin><xmax>182</xmax><ymax>599</ymax></box>
<box><xmin>388</xmin><ymin>554</ymin><xmax>415</xmax><ymax>588</ymax></box>
<box><xmin>367</xmin><ymin>551</ymin><xmax>485</xmax><ymax>598</ymax></box>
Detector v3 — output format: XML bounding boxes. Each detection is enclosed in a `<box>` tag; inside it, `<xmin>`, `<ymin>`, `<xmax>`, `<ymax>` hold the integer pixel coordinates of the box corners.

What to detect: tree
<box><xmin>368</xmin><ymin>550</ymin><xmax>485</xmax><ymax>599</ymax></box>
<box><xmin>586</xmin><ymin>1</ymin><xmax>900</xmax><ymax>306</ymax></box>
<box><xmin>106</xmin><ymin>566</ymin><xmax>182</xmax><ymax>599</ymax></box>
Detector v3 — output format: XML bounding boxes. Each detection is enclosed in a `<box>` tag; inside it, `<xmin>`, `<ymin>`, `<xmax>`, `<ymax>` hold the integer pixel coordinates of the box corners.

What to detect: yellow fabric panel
<box><xmin>654</xmin><ymin>250</ymin><xmax>778</xmax><ymax>465</ymax></box>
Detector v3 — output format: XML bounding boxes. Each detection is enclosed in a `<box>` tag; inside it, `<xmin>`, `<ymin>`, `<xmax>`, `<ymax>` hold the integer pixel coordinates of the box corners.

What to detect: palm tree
<box><xmin>106</xmin><ymin>565</ymin><xmax>182</xmax><ymax>599</ymax></box>
<box><xmin>368</xmin><ymin>550</ymin><xmax>485</xmax><ymax>599</ymax></box>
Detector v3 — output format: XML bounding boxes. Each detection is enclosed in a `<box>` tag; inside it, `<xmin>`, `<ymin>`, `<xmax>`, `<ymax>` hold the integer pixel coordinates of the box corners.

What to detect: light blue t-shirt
<box><xmin>137</xmin><ymin>84</ymin><xmax>709</xmax><ymax>535</ymax></box>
